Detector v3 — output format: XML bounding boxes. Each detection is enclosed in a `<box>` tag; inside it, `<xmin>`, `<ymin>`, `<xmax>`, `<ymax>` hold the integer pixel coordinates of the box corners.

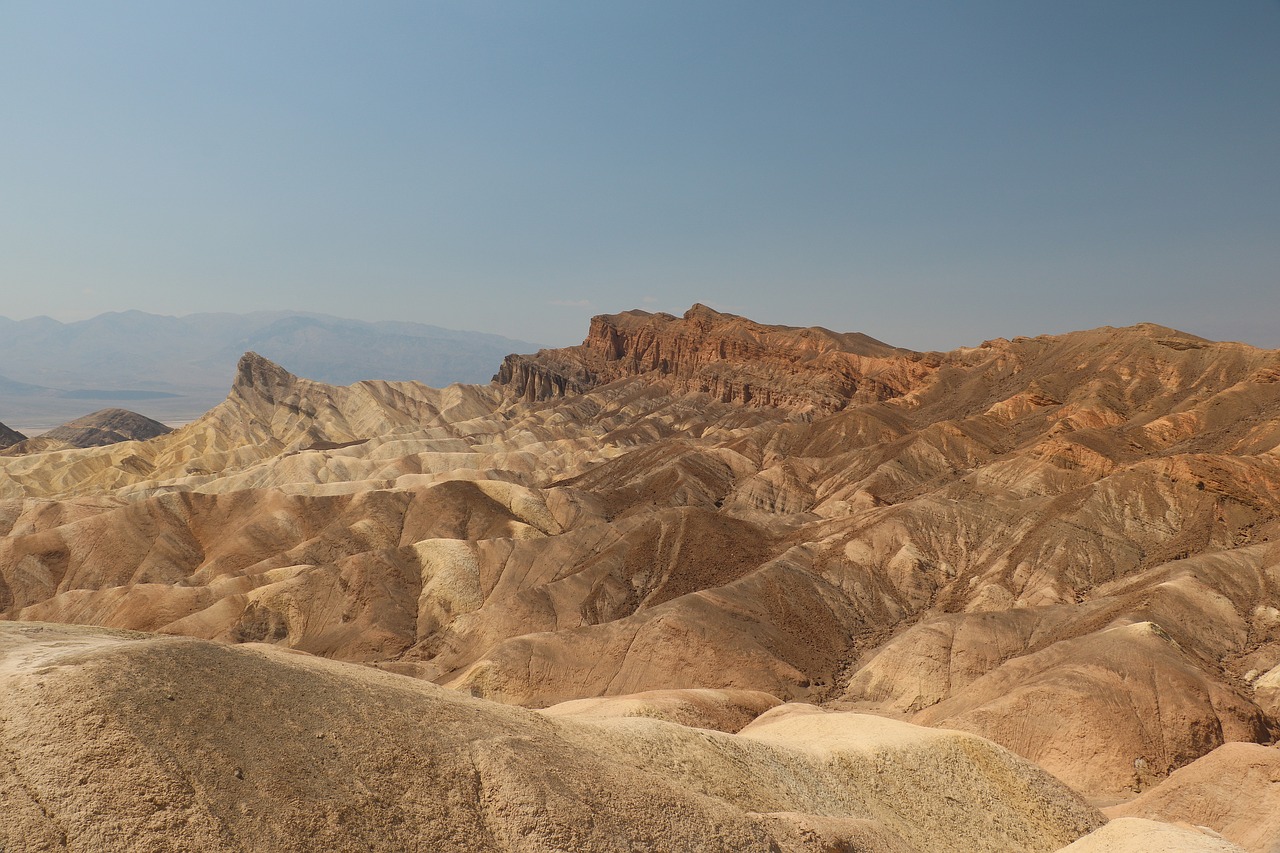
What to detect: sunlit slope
<box><xmin>0</xmin><ymin>622</ymin><xmax>1103</xmax><ymax>853</ymax></box>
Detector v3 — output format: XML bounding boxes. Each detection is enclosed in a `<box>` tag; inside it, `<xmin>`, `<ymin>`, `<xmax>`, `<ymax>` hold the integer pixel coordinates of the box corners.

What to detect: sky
<box><xmin>1</xmin><ymin>1</ymin><xmax>1277</xmax><ymax>350</ymax></box>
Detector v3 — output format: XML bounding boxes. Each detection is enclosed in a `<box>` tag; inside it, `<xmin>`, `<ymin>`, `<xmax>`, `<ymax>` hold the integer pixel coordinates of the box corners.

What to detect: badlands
<box><xmin>2</xmin><ymin>304</ymin><xmax>1279</xmax><ymax>852</ymax></box>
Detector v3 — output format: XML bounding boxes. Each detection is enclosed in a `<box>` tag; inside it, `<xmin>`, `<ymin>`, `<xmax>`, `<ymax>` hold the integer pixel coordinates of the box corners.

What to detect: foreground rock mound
<box><xmin>0</xmin><ymin>623</ymin><xmax>1103</xmax><ymax>853</ymax></box>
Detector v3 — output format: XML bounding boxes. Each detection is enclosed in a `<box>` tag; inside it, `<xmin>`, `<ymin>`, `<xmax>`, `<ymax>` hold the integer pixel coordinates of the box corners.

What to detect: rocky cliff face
<box><xmin>493</xmin><ymin>352</ymin><xmax>592</xmax><ymax>403</ymax></box>
<box><xmin>496</xmin><ymin>304</ymin><xmax>930</xmax><ymax>413</ymax></box>
<box><xmin>233</xmin><ymin>350</ymin><xmax>302</xmax><ymax>401</ymax></box>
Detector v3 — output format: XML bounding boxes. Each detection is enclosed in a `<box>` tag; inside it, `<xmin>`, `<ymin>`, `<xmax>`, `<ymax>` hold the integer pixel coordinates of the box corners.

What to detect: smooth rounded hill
<box><xmin>1057</xmin><ymin>818</ymin><xmax>1246</xmax><ymax>852</ymax></box>
<box><xmin>0</xmin><ymin>622</ymin><xmax>1104</xmax><ymax>853</ymax></box>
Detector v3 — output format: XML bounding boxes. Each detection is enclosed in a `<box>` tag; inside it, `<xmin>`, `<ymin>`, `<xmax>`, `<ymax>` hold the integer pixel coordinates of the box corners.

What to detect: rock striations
<box><xmin>496</xmin><ymin>304</ymin><xmax>924</xmax><ymax>412</ymax></box>
<box><xmin>2</xmin><ymin>305</ymin><xmax>1280</xmax><ymax>851</ymax></box>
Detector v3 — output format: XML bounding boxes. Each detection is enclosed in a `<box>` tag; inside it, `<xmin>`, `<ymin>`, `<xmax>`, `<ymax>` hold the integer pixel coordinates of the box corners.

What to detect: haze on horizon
<box><xmin>1</xmin><ymin>1</ymin><xmax>1276</xmax><ymax>352</ymax></box>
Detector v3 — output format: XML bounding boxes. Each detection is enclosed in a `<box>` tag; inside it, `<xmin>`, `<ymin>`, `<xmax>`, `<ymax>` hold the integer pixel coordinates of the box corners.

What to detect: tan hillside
<box><xmin>1105</xmin><ymin>742</ymin><xmax>1280</xmax><ymax>853</ymax></box>
<box><xmin>0</xmin><ymin>622</ymin><xmax>1104</xmax><ymax>852</ymax></box>
<box><xmin>2</xmin><ymin>305</ymin><xmax>1280</xmax><ymax>848</ymax></box>
<box><xmin>1057</xmin><ymin>818</ymin><xmax>1246</xmax><ymax>852</ymax></box>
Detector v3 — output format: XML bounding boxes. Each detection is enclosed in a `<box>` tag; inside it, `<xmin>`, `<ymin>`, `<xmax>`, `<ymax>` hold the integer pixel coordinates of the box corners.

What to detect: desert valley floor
<box><xmin>2</xmin><ymin>305</ymin><xmax>1279</xmax><ymax>852</ymax></box>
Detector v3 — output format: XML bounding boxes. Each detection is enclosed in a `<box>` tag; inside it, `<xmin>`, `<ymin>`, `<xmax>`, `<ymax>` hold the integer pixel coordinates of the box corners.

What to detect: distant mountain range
<box><xmin>0</xmin><ymin>310</ymin><xmax>545</xmax><ymax>430</ymax></box>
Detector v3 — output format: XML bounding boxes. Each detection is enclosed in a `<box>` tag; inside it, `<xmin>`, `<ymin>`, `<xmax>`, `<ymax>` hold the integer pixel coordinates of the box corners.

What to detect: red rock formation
<box><xmin>496</xmin><ymin>304</ymin><xmax>930</xmax><ymax>413</ymax></box>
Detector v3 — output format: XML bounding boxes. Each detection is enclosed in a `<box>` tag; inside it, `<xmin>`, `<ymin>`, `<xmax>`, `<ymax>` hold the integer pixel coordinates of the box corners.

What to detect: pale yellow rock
<box><xmin>540</xmin><ymin>687</ymin><xmax>782</xmax><ymax>732</ymax></box>
<box><xmin>0</xmin><ymin>623</ymin><xmax>1103</xmax><ymax>853</ymax></box>
<box><xmin>1056</xmin><ymin>818</ymin><xmax>1245</xmax><ymax>852</ymax></box>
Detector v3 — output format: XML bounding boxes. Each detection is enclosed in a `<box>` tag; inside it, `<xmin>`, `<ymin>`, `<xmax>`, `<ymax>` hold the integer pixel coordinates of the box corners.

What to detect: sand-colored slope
<box><xmin>842</xmin><ymin>543</ymin><xmax>1280</xmax><ymax>797</ymax></box>
<box><xmin>1058</xmin><ymin>818</ymin><xmax>1245</xmax><ymax>852</ymax></box>
<box><xmin>0</xmin><ymin>622</ymin><xmax>1104</xmax><ymax>853</ymax></box>
<box><xmin>0</xmin><ymin>353</ymin><xmax>508</xmax><ymax>499</ymax></box>
<box><xmin>1</xmin><ymin>481</ymin><xmax>584</xmax><ymax>663</ymax></box>
<box><xmin>909</xmin><ymin>620</ymin><xmax>1268</xmax><ymax>797</ymax></box>
<box><xmin>1105</xmin><ymin>742</ymin><xmax>1280</xmax><ymax>853</ymax></box>
<box><xmin>541</xmin><ymin>687</ymin><xmax>783</xmax><ymax>732</ymax></box>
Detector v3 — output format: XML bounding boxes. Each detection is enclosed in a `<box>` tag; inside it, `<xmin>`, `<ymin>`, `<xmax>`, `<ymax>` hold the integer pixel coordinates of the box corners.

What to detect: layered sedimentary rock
<box><xmin>2</xmin><ymin>306</ymin><xmax>1280</xmax><ymax>849</ymax></box>
<box><xmin>496</xmin><ymin>303</ymin><xmax>927</xmax><ymax>412</ymax></box>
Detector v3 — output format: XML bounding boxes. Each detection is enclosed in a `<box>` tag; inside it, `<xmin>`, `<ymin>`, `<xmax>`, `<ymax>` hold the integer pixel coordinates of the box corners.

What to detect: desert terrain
<box><xmin>0</xmin><ymin>310</ymin><xmax>543</xmax><ymax>432</ymax></box>
<box><xmin>2</xmin><ymin>304</ymin><xmax>1278</xmax><ymax>851</ymax></box>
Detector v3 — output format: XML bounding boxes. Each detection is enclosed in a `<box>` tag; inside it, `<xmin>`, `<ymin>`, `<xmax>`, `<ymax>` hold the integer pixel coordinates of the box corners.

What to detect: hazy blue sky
<box><xmin>2</xmin><ymin>1</ymin><xmax>1277</xmax><ymax>350</ymax></box>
